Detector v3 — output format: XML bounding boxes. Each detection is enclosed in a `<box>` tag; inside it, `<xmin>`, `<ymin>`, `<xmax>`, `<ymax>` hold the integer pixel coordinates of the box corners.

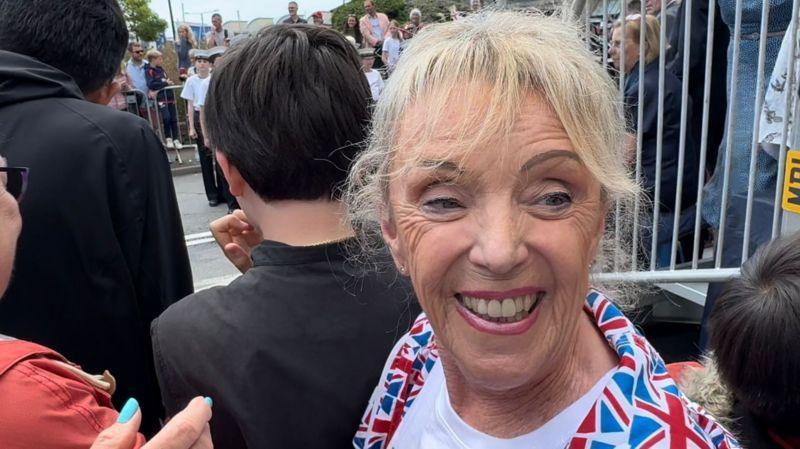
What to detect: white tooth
<box><xmin>524</xmin><ymin>295</ymin><xmax>533</xmax><ymax>310</ymax></box>
<box><xmin>501</xmin><ymin>299</ymin><xmax>516</xmax><ymax>318</ymax></box>
<box><xmin>514</xmin><ymin>297</ymin><xmax>524</xmax><ymax>312</ymax></box>
<box><xmin>477</xmin><ymin>299</ymin><xmax>488</xmax><ymax>315</ymax></box>
<box><xmin>464</xmin><ymin>296</ymin><xmax>472</xmax><ymax>309</ymax></box>
<box><xmin>487</xmin><ymin>300</ymin><xmax>502</xmax><ymax>318</ymax></box>
<box><xmin>514</xmin><ymin>312</ymin><xmax>522</xmax><ymax>321</ymax></box>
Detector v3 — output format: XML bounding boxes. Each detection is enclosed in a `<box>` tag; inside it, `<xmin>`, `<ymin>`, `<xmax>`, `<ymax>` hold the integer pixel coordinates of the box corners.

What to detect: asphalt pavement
<box><xmin>173</xmin><ymin>171</ymin><xmax>241</xmax><ymax>291</ymax></box>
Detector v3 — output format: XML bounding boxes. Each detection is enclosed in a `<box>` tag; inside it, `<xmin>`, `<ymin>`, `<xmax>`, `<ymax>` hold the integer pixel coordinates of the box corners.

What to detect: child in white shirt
<box><xmin>381</xmin><ymin>20</ymin><xmax>403</xmax><ymax>73</ymax></box>
<box><xmin>360</xmin><ymin>49</ymin><xmax>384</xmax><ymax>101</ymax></box>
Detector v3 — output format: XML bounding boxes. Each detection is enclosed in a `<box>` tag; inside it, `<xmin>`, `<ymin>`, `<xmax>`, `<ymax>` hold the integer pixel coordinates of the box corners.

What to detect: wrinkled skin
<box><xmin>610</xmin><ymin>26</ymin><xmax>640</xmax><ymax>74</ymax></box>
<box><xmin>381</xmin><ymin>92</ymin><xmax>617</xmax><ymax>436</ymax></box>
<box><xmin>0</xmin><ymin>157</ymin><xmax>21</xmax><ymax>299</ymax></box>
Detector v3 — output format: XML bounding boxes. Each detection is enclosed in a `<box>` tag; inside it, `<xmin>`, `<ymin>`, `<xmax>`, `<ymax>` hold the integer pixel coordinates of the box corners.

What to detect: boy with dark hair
<box><xmin>707</xmin><ymin>232</ymin><xmax>800</xmax><ymax>448</ymax></box>
<box><xmin>152</xmin><ymin>24</ymin><xmax>417</xmax><ymax>448</ymax></box>
<box><xmin>0</xmin><ymin>0</ymin><xmax>192</xmax><ymax>436</ymax></box>
<box><xmin>181</xmin><ymin>51</ymin><xmax>221</xmax><ymax>206</ymax></box>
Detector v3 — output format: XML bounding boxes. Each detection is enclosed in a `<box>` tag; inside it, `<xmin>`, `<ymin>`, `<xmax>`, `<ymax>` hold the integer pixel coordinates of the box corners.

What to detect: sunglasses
<box><xmin>133</xmin><ymin>50</ymin><xmax>144</xmax><ymax>54</ymax></box>
<box><xmin>0</xmin><ymin>167</ymin><xmax>29</xmax><ymax>201</ymax></box>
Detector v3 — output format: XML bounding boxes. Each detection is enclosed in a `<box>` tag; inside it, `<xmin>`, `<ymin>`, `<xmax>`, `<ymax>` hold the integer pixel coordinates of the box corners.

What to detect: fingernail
<box><xmin>117</xmin><ymin>398</ymin><xmax>139</xmax><ymax>423</ymax></box>
<box><xmin>204</xmin><ymin>396</ymin><xmax>213</xmax><ymax>407</ymax></box>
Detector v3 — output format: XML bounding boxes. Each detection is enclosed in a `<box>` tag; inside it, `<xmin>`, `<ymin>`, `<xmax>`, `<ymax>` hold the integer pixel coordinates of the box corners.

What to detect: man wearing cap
<box><xmin>359</xmin><ymin>47</ymin><xmax>383</xmax><ymax>101</ymax></box>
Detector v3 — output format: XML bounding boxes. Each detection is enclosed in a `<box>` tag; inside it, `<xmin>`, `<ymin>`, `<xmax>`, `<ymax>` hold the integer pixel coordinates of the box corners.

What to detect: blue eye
<box><xmin>540</xmin><ymin>192</ymin><xmax>572</xmax><ymax>207</ymax></box>
<box><xmin>423</xmin><ymin>197</ymin><xmax>464</xmax><ymax>210</ymax></box>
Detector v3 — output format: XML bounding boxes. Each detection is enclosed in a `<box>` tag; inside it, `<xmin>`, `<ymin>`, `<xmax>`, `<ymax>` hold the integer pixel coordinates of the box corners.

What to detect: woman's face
<box><xmin>382</xmin><ymin>92</ymin><xmax>605</xmax><ymax>390</ymax></box>
<box><xmin>0</xmin><ymin>158</ymin><xmax>22</xmax><ymax>298</ymax></box>
<box><xmin>347</xmin><ymin>16</ymin><xmax>357</xmax><ymax>28</ymax></box>
<box><xmin>179</xmin><ymin>27</ymin><xmax>188</xmax><ymax>38</ymax></box>
<box><xmin>610</xmin><ymin>27</ymin><xmax>640</xmax><ymax>73</ymax></box>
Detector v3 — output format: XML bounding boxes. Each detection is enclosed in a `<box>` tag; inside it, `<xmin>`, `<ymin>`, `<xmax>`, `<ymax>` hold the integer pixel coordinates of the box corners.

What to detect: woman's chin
<box><xmin>435</xmin><ymin>297</ymin><xmax>556</xmax><ymax>386</ymax></box>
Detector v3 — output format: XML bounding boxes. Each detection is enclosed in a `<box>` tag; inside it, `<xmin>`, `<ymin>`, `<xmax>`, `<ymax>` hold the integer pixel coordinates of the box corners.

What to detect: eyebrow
<box><xmin>520</xmin><ymin>150</ymin><xmax>580</xmax><ymax>173</ymax></box>
<box><xmin>418</xmin><ymin>160</ymin><xmax>463</xmax><ymax>174</ymax></box>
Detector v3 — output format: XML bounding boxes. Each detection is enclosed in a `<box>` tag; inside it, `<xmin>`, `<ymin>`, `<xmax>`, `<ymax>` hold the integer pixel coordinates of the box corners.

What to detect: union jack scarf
<box><xmin>354</xmin><ymin>289</ymin><xmax>740</xmax><ymax>449</ymax></box>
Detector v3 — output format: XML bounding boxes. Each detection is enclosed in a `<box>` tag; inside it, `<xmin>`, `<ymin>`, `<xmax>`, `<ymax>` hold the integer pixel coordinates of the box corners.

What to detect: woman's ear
<box><xmin>380</xmin><ymin>207</ymin><xmax>408</xmax><ymax>273</ymax></box>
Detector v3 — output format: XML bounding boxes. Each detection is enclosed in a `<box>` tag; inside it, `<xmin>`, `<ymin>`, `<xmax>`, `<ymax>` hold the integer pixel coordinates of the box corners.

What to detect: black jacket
<box><xmin>0</xmin><ymin>50</ymin><xmax>193</xmax><ymax>435</ymax></box>
<box><xmin>152</xmin><ymin>240</ymin><xmax>419</xmax><ymax>449</ymax></box>
<box><xmin>624</xmin><ymin>61</ymin><xmax>699</xmax><ymax>214</ymax></box>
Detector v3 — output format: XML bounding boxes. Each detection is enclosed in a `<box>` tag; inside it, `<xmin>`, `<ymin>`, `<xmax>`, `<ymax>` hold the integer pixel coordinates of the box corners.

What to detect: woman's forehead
<box><xmin>393</xmin><ymin>93</ymin><xmax>576</xmax><ymax>169</ymax></box>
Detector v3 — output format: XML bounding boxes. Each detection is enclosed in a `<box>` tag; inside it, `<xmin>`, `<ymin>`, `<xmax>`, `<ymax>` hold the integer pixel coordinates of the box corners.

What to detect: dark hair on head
<box><xmin>205</xmin><ymin>24</ymin><xmax>372</xmax><ymax>201</ymax></box>
<box><xmin>128</xmin><ymin>42</ymin><xmax>143</xmax><ymax>52</ymax></box>
<box><xmin>710</xmin><ymin>232</ymin><xmax>800</xmax><ymax>430</ymax></box>
<box><xmin>212</xmin><ymin>13</ymin><xmax>222</xmax><ymax>20</ymax></box>
<box><xmin>0</xmin><ymin>0</ymin><xmax>128</xmax><ymax>94</ymax></box>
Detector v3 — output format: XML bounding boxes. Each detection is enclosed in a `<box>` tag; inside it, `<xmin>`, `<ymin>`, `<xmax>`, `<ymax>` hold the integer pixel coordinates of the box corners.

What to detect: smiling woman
<box><xmin>346</xmin><ymin>10</ymin><xmax>740</xmax><ymax>449</ymax></box>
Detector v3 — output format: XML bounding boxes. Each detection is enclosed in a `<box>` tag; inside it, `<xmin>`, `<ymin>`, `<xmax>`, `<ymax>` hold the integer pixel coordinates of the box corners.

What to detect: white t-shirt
<box><xmin>194</xmin><ymin>76</ymin><xmax>213</xmax><ymax>109</ymax></box>
<box><xmin>382</xmin><ymin>37</ymin><xmax>401</xmax><ymax>68</ymax></box>
<box><xmin>364</xmin><ymin>70</ymin><xmax>384</xmax><ymax>101</ymax></box>
<box><xmin>180</xmin><ymin>74</ymin><xmax>211</xmax><ymax>111</ymax></box>
<box><xmin>389</xmin><ymin>362</ymin><xmax>616</xmax><ymax>449</ymax></box>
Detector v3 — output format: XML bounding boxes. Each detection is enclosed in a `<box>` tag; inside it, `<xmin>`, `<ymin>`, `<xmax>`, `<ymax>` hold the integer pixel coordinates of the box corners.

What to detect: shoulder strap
<box><xmin>0</xmin><ymin>339</ymin><xmax>66</xmax><ymax>377</ymax></box>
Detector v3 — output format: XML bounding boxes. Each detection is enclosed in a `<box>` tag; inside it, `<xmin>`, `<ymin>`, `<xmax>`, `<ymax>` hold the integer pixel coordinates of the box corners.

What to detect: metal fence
<box><xmin>120</xmin><ymin>85</ymin><xmax>197</xmax><ymax>164</ymax></box>
<box><xmin>586</xmin><ymin>0</ymin><xmax>800</xmax><ymax>286</ymax></box>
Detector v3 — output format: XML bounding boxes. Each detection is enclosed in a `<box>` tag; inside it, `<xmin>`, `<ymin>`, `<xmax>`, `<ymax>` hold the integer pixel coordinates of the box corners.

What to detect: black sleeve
<box><xmin>136</xmin><ymin>126</ymin><xmax>194</xmax><ymax>315</ymax></box>
<box><xmin>624</xmin><ymin>93</ymin><xmax>638</xmax><ymax>133</ymax></box>
<box><xmin>111</xmin><ymin>121</ymin><xmax>193</xmax><ymax>321</ymax></box>
<box><xmin>151</xmin><ymin>316</ymin><xmax>193</xmax><ymax>416</ymax></box>
<box><xmin>668</xmin><ymin>0</ymin><xmax>709</xmax><ymax>78</ymax></box>
<box><xmin>626</xmin><ymin>75</ymin><xmax>660</xmax><ymax>139</ymax></box>
<box><xmin>146</xmin><ymin>68</ymin><xmax>167</xmax><ymax>91</ymax></box>
<box><xmin>151</xmin><ymin>308</ymin><xmax>249</xmax><ymax>447</ymax></box>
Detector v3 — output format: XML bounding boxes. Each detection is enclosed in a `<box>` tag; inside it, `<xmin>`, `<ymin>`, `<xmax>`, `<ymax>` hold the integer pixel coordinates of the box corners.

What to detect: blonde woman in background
<box><xmin>610</xmin><ymin>14</ymin><xmax>699</xmax><ymax>268</ymax></box>
<box><xmin>176</xmin><ymin>24</ymin><xmax>196</xmax><ymax>80</ymax></box>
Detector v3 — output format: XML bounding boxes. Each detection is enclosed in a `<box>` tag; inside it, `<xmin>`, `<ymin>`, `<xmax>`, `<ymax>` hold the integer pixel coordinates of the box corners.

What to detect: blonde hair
<box><xmin>145</xmin><ymin>49</ymin><xmax>162</xmax><ymax>61</ymax></box>
<box><xmin>614</xmin><ymin>14</ymin><xmax>661</xmax><ymax>65</ymax></box>
<box><xmin>345</xmin><ymin>10</ymin><xmax>641</xmax><ymax>281</ymax></box>
<box><xmin>178</xmin><ymin>24</ymin><xmax>197</xmax><ymax>47</ymax></box>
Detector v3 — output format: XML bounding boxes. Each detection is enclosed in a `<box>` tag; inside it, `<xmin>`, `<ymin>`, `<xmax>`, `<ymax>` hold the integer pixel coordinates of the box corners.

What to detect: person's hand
<box><xmin>167</xmin><ymin>79</ymin><xmax>174</xmax><ymax>86</ymax></box>
<box><xmin>91</xmin><ymin>397</ymin><xmax>213</xmax><ymax>449</ymax></box>
<box><xmin>209</xmin><ymin>209</ymin><xmax>262</xmax><ymax>273</ymax></box>
<box><xmin>189</xmin><ymin>128</ymin><xmax>197</xmax><ymax>140</ymax></box>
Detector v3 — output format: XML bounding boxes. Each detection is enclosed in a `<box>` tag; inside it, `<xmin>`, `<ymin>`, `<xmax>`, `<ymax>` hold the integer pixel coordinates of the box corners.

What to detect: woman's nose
<box><xmin>468</xmin><ymin>205</ymin><xmax>529</xmax><ymax>276</ymax></box>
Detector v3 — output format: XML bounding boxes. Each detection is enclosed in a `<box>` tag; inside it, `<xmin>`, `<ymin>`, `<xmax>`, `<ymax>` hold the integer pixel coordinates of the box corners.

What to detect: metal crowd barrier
<box><xmin>583</xmin><ymin>0</ymin><xmax>800</xmax><ymax>294</ymax></box>
<box><xmin>121</xmin><ymin>86</ymin><xmax>196</xmax><ymax>164</ymax></box>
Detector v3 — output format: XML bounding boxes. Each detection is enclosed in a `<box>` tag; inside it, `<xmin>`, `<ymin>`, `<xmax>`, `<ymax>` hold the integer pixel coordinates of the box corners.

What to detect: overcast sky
<box><xmin>151</xmin><ymin>0</ymin><xmax>349</xmax><ymax>37</ymax></box>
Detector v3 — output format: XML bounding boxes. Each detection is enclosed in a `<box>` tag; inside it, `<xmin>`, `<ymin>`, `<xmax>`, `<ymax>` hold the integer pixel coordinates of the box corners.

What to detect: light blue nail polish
<box><xmin>117</xmin><ymin>398</ymin><xmax>139</xmax><ymax>424</ymax></box>
<box><xmin>204</xmin><ymin>396</ymin><xmax>213</xmax><ymax>407</ymax></box>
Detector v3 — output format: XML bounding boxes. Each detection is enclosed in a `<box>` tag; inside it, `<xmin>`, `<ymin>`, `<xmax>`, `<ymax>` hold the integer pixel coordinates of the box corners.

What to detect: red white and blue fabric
<box><xmin>353</xmin><ymin>289</ymin><xmax>740</xmax><ymax>449</ymax></box>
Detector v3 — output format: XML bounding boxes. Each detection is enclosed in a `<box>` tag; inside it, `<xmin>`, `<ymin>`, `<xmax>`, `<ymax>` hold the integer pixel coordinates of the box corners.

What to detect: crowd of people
<box><xmin>0</xmin><ymin>0</ymin><xmax>798</xmax><ymax>449</ymax></box>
